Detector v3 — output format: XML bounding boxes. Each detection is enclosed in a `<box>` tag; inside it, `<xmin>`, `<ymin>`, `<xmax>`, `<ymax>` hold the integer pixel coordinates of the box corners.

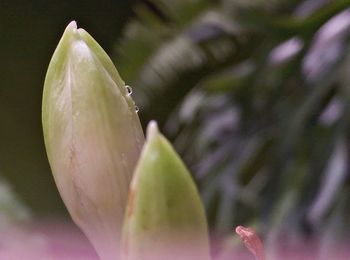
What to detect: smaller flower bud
<box><xmin>122</xmin><ymin>121</ymin><xmax>210</xmax><ymax>260</ymax></box>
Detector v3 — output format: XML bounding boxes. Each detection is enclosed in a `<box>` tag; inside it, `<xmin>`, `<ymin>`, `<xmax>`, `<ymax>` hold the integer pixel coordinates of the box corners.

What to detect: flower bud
<box><xmin>42</xmin><ymin>21</ymin><xmax>144</xmax><ymax>260</ymax></box>
<box><xmin>122</xmin><ymin>121</ymin><xmax>210</xmax><ymax>260</ymax></box>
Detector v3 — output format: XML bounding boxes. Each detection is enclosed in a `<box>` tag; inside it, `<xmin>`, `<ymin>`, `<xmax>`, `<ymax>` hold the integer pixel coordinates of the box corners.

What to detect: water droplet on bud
<box><xmin>125</xmin><ymin>85</ymin><xmax>133</xmax><ymax>96</ymax></box>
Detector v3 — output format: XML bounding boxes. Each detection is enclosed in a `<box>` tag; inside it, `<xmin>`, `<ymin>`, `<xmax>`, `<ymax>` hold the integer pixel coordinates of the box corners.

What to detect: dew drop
<box><xmin>125</xmin><ymin>85</ymin><xmax>133</xmax><ymax>96</ymax></box>
<box><xmin>135</xmin><ymin>105</ymin><xmax>139</xmax><ymax>113</ymax></box>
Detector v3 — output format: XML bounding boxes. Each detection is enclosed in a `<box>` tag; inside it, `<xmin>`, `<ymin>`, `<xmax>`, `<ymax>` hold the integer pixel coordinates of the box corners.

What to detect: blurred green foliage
<box><xmin>114</xmin><ymin>0</ymin><xmax>350</xmax><ymax>247</ymax></box>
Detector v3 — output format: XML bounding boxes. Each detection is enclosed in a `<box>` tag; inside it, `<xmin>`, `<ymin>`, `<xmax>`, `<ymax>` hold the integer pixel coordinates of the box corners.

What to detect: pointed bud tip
<box><xmin>68</xmin><ymin>20</ymin><xmax>77</xmax><ymax>29</ymax></box>
<box><xmin>65</xmin><ymin>21</ymin><xmax>78</xmax><ymax>35</ymax></box>
<box><xmin>59</xmin><ymin>21</ymin><xmax>80</xmax><ymax>44</ymax></box>
<box><xmin>146</xmin><ymin>120</ymin><xmax>159</xmax><ymax>141</ymax></box>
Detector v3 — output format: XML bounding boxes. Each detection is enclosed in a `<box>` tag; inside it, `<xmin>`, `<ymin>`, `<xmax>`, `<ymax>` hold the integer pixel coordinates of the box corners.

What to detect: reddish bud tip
<box><xmin>235</xmin><ymin>225</ymin><xmax>265</xmax><ymax>260</ymax></box>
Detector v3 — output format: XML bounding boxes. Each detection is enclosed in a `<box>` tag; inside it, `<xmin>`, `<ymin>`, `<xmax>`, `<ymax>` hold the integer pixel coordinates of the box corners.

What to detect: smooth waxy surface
<box><xmin>42</xmin><ymin>21</ymin><xmax>144</xmax><ymax>260</ymax></box>
<box><xmin>122</xmin><ymin>121</ymin><xmax>210</xmax><ymax>260</ymax></box>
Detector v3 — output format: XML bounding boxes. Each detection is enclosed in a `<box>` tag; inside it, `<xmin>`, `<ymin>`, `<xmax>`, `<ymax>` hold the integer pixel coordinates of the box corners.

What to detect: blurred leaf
<box><xmin>115</xmin><ymin>0</ymin><xmax>350</xmax><ymax>253</ymax></box>
<box><xmin>0</xmin><ymin>176</ymin><xmax>30</xmax><ymax>221</ymax></box>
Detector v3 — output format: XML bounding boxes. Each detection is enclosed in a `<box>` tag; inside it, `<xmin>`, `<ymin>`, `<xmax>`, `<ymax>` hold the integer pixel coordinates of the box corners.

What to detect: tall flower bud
<box><xmin>122</xmin><ymin>121</ymin><xmax>210</xmax><ymax>260</ymax></box>
<box><xmin>42</xmin><ymin>21</ymin><xmax>144</xmax><ymax>260</ymax></box>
